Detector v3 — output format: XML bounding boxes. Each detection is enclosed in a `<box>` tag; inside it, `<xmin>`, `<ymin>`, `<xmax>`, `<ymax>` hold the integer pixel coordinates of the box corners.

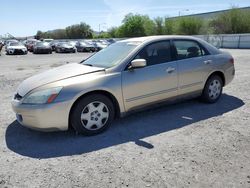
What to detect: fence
<box><xmin>194</xmin><ymin>34</ymin><xmax>250</xmax><ymax>49</ymax></box>
<box><xmin>1</xmin><ymin>34</ymin><xmax>250</xmax><ymax>49</ymax></box>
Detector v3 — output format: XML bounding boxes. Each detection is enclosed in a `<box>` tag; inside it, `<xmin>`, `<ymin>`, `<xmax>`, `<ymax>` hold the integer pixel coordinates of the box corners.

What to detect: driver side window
<box><xmin>135</xmin><ymin>41</ymin><xmax>171</xmax><ymax>66</ymax></box>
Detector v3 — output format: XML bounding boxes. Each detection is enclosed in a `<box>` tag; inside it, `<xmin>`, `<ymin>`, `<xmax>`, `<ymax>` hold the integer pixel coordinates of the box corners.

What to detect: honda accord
<box><xmin>12</xmin><ymin>36</ymin><xmax>235</xmax><ymax>135</ymax></box>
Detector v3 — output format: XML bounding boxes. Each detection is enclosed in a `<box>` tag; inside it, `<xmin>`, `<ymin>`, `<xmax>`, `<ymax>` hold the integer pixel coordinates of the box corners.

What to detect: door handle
<box><xmin>204</xmin><ymin>60</ymin><xmax>212</xmax><ymax>65</ymax></box>
<box><xmin>166</xmin><ymin>67</ymin><xmax>175</xmax><ymax>73</ymax></box>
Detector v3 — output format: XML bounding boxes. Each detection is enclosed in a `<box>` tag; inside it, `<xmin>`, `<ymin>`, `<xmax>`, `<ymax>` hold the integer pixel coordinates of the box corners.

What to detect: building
<box><xmin>172</xmin><ymin>6</ymin><xmax>250</xmax><ymax>20</ymax></box>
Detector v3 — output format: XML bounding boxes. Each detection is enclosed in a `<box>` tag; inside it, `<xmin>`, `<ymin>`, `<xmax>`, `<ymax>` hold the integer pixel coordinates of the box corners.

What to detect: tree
<box><xmin>210</xmin><ymin>8</ymin><xmax>250</xmax><ymax>34</ymax></box>
<box><xmin>66</xmin><ymin>22</ymin><xmax>93</xmax><ymax>39</ymax></box>
<box><xmin>164</xmin><ymin>18</ymin><xmax>174</xmax><ymax>35</ymax></box>
<box><xmin>117</xmin><ymin>13</ymin><xmax>155</xmax><ymax>37</ymax></box>
<box><xmin>154</xmin><ymin>17</ymin><xmax>164</xmax><ymax>35</ymax></box>
<box><xmin>107</xmin><ymin>27</ymin><xmax>119</xmax><ymax>38</ymax></box>
<box><xmin>36</xmin><ymin>22</ymin><xmax>93</xmax><ymax>39</ymax></box>
<box><xmin>175</xmin><ymin>17</ymin><xmax>203</xmax><ymax>35</ymax></box>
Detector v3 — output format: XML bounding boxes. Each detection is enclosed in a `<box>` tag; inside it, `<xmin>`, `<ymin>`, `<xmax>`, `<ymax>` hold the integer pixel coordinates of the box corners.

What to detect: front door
<box><xmin>122</xmin><ymin>41</ymin><xmax>178</xmax><ymax>112</ymax></box>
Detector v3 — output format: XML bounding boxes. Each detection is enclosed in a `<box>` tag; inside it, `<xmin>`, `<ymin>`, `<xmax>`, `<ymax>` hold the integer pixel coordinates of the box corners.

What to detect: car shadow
<box><xmin>5</xmin><ymin>94</ymin><xmax>244</xmax><ymax>159</ymax></box>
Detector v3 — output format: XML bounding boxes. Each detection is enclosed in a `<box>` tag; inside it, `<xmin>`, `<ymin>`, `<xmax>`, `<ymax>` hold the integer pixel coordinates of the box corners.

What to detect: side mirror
<box><xmin>129</xmin><ymin>59</ymin><xmax>147</xmax><ymax>69</ymax></box>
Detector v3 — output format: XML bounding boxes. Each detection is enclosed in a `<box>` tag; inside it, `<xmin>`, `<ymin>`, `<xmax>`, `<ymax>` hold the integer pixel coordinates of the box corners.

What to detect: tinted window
<box><xmin>173</xmin><ymin>40</ymin><xmax>206</xmax><ymax>60</ymax></box>
<box><xmin>135</xmin><ymin>41</ymin><xmax>171</xmax><ymax>66</ymax></box>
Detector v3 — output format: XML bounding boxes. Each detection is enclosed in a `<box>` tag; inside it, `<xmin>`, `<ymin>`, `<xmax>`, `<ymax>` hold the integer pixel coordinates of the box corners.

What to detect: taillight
<box><xmin>230</xmin><ymin>58</ymin><xmax>234</xmax><ymax>64</ymax></box>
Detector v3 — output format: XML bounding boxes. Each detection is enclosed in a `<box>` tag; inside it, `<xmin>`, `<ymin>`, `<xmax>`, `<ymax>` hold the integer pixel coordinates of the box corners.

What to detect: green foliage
<box><xmin>210</xmin><ymin>8</ymin><xmax>250</xmax><ymax>34</ymax></box>
<box><xmin>154</xmin><ymin>17</ymin><xmax>164</xmax><ymax>35</ymax></box>
<box><xmin>120</xmin><ymin>14</ymin><xmax>148</xmax><ymax>37</ymax></box>
<box><xmin>65</xmin><ymin>22</ymin><xmax>93</xmax><ymax>39</ymax></box>
<box><xmin>175</xmin><ymin>17</ymin><xmax>203</xmax><ymax>35</ymax></box>
<box><xmin>164</xmin><ymin>18</ymin><xmax>174</xmax><ymax>35</ymax></box>
<box><xmin>110</xmin><ymin>13</ymin><xmax>155</xmax><ymax>37</ymax></box>
<box><xmin>35</xmin><ymin>8</ymin><xmax>250</xmax><ymax>39</ymax></box>
<box><xmin>36</xmin><ymin>22</ymin><xmax>93</xmax><ymax>39</ymax></box>
<box><xmin>107</xmin><ymin>27</ymin><xmax>118</xmax><ymax>38</ymax></box>
<box><xmin>93</xmin><ymin>32</ymin><xmax>111</xmax><ymax>39</ymax></box>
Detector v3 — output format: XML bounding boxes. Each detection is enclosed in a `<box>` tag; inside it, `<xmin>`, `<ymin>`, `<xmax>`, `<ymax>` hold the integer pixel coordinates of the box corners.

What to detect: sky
<box><xmin>1</xmin><ymin>0</ymin><xmax>249</xmax><ymax>37</ymax></box>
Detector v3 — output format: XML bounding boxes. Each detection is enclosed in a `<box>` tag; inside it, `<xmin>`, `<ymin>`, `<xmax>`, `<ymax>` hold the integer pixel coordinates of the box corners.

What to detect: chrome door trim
<box><xmin>125</xmin><ymin>87</ymin><xmax>178</xmax><ymax>102</ymax></box>
<box><xmin>179</xmin><ymin>81</ymin><xmax>203</xmax><ymax>89</ymax></box>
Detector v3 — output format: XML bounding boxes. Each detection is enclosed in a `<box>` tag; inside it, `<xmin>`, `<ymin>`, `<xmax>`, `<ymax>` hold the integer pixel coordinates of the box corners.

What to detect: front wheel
<box><xmin>201</xmin><ymin>75</ymin><xmax>223</xmax><ymax>103</ymax></box>
<box><xmin>70</xmin><ymin>94</ymin><xmax>115</xmax><ymax>135</ymax></box>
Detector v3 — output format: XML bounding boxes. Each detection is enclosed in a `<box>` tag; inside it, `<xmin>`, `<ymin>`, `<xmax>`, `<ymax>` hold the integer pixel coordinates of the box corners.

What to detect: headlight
<box><xmin>22</xmin><ymin>87</ymin><xmax>63</xmax><ymax>104</ymax></box>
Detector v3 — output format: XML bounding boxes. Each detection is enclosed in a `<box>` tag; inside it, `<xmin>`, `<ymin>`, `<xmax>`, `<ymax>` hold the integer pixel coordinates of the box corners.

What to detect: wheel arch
<box><xmin>68</xmin><ymin>90</ymin><xmax>121</xmax><ymax>127</ymax></box>
<box><xmin>206</xmin><ymin>71</ymin><xmax>225</xmax><ymax>87</ymax></box>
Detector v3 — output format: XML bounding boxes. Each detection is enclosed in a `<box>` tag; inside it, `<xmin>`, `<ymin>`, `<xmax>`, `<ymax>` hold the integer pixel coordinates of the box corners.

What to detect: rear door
<box><xmin>172</xmin><ymin>40</ymin><xmax>213</xmax><ymax>95</ymax></box>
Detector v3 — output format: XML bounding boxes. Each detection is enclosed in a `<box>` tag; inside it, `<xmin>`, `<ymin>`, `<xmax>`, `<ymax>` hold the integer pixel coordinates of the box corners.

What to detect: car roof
<box><xmin>121</xmin><ymin>35</ymin><xmax>201</xmax><ymax>43</ymax></box>
<box><xmin>120</xmin><ymin>35</ymin><xmax>220</xmax><ymax>55</ymax></box>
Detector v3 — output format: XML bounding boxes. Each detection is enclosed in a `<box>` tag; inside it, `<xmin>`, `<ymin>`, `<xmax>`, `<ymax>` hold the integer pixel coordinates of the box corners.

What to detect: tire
<box><xmin>201</xmin><ymin>75</ymin><xmax>223</xmax><ymax>103</ymax></box>
<box><xmin>70</xmin><ymin>94</ymin><xmax>115</xmax><ymax>135</ymax></box>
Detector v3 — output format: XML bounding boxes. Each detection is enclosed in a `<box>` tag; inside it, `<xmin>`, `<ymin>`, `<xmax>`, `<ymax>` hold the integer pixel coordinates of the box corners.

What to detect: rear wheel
<box><xmin>70</xmin><ymin>94</ymin><xmax>115</xmax><ymax>135</ymax></box>
<box><xmin>201</xmin><ymin>75</ymin><xmax>223</xmax><ymax>103</ymax></box>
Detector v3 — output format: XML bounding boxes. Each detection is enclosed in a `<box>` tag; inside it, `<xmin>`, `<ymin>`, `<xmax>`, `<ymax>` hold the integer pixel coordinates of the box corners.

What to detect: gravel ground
<box><xmin>0</xmin><ymin>49</ymin><xmax>250</xmax><ymax>188</ymax></box>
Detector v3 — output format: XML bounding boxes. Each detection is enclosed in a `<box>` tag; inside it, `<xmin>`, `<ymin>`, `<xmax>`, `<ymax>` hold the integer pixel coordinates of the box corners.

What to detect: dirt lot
<box><xmin>0</xmin><ymin>50</ymin><xmax>250</xmax><ymax>188</ymax></box>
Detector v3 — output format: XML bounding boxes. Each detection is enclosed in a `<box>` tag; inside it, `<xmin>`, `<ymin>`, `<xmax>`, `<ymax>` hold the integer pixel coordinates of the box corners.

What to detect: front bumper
<box><xmin>8</xmin><ymin>49</ymin><xmax>27</xmax><ymax>55</ymax></box>
<box><xmin>35</xmin><ymin>48</ymin><xmax>51</xmax><ymax>54</ymax></box>
<box><xmin>60</xmin><ymin>48</ymin><xmax>75</xmax><ymax>53</ymax></box>
<box><xmin>11</xmin><ymin>99</ymin><xmax>71</xmax><ymax>131</ymax></box>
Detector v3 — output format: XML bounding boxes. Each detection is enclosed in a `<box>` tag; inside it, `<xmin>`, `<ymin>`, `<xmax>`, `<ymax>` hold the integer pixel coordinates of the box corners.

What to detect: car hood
<box><xmin>7</xmin><ymin>46</ymin><xmax>26</xmax><ymax>50</ymax></box>
<box><xmin>35</xmin><ymin>46</ymin><xmax>51</xmax><ymax>49</ymax></box>
<box><xmin>62</xmin><ymin>45</ymin><xmax>74</xmax><ymax>48</ymax></box>
<box><xmin>17</xmin><ymin>63</ymin><xmax>104</xmax><ymax>96</ymax></box>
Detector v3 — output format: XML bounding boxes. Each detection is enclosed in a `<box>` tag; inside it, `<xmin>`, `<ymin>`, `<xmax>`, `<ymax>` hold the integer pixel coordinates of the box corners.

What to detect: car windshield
<box><xmin>44</xmin><ymin>39</ymin><xmax>53</xmax><ymax>42</ymax></box>
<box><xmin>80</xmin><ymin>42</ymin><xmax>89</xmax><ymax>46</ymax></box>
<box><xmin>82</xmin><ymin>41</ymin><xmax>140</xmax><ymax>68</ymax></box>
<box><xmin>59</xmin><ymin>42</ymin><xmax>69</xmax><ymax>45</ymax></box>
<box><xmin>36</xmin><ymin>42</ymin><xmax>49</xmax><ymax>46</ymax></box>
<box><xmin>10</xmin><ymin>42</ymin><xmax>21</xmax><ymax>46</ymax></box>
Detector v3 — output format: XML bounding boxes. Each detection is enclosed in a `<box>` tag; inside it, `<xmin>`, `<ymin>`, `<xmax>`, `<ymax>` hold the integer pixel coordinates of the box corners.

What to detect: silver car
<box><xmin>12</xmin><ymin>36</ymin><xmax>235</xmax><ymax>135</ymax></box>
<box><xmin>6</xmin><ymin>42</ymin><xmax>28</xmax><ymax>55</ymax></box>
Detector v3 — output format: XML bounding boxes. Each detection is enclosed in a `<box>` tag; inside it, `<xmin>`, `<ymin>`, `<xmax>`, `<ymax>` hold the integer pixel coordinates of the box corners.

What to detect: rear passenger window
<box><xmin>135</xmin><ymin>41</ymin><xmax>171</xmax><ymax>66</ymax></box>
<box><xmin>173</xmin><ymin>40</ymin><xmax>206</xmax><ymax>60</ymax></box>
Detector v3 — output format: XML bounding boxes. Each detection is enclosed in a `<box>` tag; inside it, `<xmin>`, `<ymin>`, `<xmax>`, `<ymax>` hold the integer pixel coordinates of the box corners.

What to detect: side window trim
<box><xmin>172</xmin><ymin>39</ymin><xmax>210</xmax><ymax>61</ymax></box>
<box><xmin>124</xmin><ymin>40</ymin><xmax>174</xmax><ymax>71</ymax></box>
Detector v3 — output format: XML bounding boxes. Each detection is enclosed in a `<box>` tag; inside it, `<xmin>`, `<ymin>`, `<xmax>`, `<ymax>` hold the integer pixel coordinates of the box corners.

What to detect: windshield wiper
<box><xmin>83</xmin><ymin>64</ymin><xmax>93</xmax><ymax>66</ymax></box>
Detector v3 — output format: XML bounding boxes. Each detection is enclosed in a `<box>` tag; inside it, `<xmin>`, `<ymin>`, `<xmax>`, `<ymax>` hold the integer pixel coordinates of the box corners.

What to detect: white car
<box><xmin>6</xmin><ymin>42</ymin><xmax>28</xmax><ymax>55</ymax></box>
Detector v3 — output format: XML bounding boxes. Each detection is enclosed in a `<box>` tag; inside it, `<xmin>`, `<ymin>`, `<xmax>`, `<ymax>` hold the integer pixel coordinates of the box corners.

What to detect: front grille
<box><xmin>14</xmin><ymin>93</ymin><xmax>22</xmax><ymax>100</ymax></box>
<box><xmin>14</xmin><ymin>49</ymin><xmax>25</xmax><ymax>54</ymax></box>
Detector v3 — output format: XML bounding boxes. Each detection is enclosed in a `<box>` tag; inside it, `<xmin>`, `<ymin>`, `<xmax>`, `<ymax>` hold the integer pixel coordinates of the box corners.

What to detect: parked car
<box><xmin>93</xmin><ymin>41</ymin><xmax>108</xmax><ymax>51</ymax></box>
<box><xmin>6</xmin><ymin>42</ymin><xmax>27</xmax><ymax>55</ymax></box>
<box><xmin>106</xmin><ymin>38</ymin><xmax>116</xmax><ymax>44</ymax></box>
<box><xmin>26</xmin><ymin>39</ymin><xmax>39</xmax><ymax>52</ymax></box>
<box><xmin>33</xmin><ymin>42</ymin><xmax>52</xmax><ymax>54</ymax></box>
<box><xmin>4</xmin><ymin>39</ymin><xmax>19</xmax><ymax>46</ymax></box>
<box><xmin>69</xmin><ymin>41</ymin><xmax>77</xmax><ymax>47</ymax></box>
<box><xmin>49</xmin><ymin>41</ymin><xmax>59</xmax><ymax>51</ymax></box>
<box><xmin>11</xmin><ymin>36</ymin><xmax>235</xmax><ymax>135</ymax></box>
<box><xmin>75</xmin><ymin>41</ymin><xmax>96</xmax><ymax>52</ymax></box>
<box><xmin>55</xmin><ymin>42</ymin><xmax>76</xmax><ymax>53</ymax></box>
